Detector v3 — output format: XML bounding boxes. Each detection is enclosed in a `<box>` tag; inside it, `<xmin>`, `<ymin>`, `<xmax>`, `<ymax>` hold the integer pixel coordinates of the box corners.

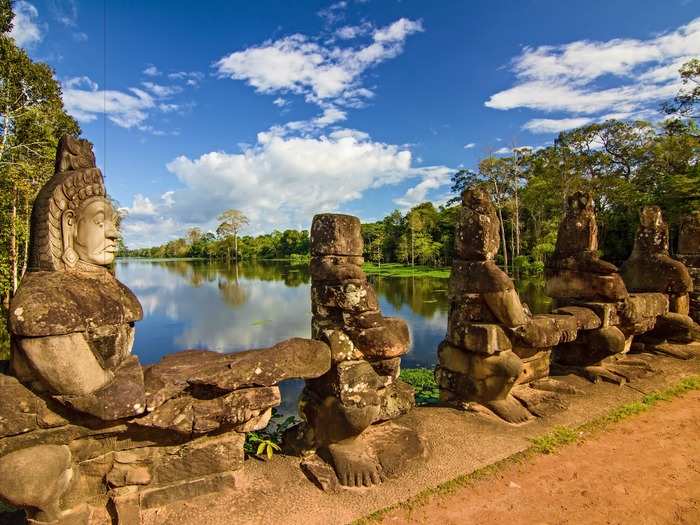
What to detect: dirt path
<box><xmin>377</xmin><ymin>390</ymin><xmax>700</xmax><ymax>525</ymax></box>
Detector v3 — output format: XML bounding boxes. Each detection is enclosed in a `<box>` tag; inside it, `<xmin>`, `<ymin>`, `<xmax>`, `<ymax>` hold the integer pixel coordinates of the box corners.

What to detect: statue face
<box><xmin>72</xmin><ymin>198</ymin><xmax>120</xmax><ymax>266</ymax></box>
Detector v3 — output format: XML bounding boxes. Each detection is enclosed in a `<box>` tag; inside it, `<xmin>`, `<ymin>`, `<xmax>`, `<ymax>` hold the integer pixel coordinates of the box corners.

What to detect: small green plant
<box><xmin>243</xmin><ymin>409</ymin><xmax>300</xmax><ymax>459</ymax></box>
<box><xmin>400</xmin><ymin>367</ymin><xmax>439</xmax><ymax>406</ymax></box>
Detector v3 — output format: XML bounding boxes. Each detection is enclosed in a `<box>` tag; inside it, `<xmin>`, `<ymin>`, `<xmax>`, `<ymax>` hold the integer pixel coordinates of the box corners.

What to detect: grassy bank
<box><xmin>362</xmin><ymin>263</ymin><xmax>451</xmax><ymax>279</ymax></box>
<box><xmin>354</xmin><ymin>375</ymin><xmax>700</xmax><ymax>524</ymax></box>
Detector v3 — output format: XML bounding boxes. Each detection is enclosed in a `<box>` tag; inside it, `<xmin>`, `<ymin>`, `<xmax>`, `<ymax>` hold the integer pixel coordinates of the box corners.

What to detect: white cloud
<box><xmin>393</xmin><ymin>166</ymin><xmax>453</xmax><ymax>209</ymax></box>
<box><xmin>158</xmin><ymin>103</ymin><xmax>180</xmax><ymax>113</ymax></box>
<box><xmin>122</xmin><ymin>129</ymin><xmax>450</xmax><ymax>247</ymax></box>
<box><xmin>494</xmin><ymin>147</ymin><xmax>512</xmax><ymax>155</ymax></box>
<box><xmin>336</xmin><ymin>24</ymin><xmax>370</xmax><ymax>40</ymax></box>
<box><xmin>122</xmin><ymin>194</ymin><xmax>157</xmax><ymax>216</ymax></box>
<box><xmin>273</xmin><ymin>97</ymin><xmax>289</xmax><ymax>107</ymax></box>
<box><xmin>214</xmin><ymin>18</ymin><xmax>423</xmax><ymax>107</ymax></box>
<box><xmin>9</xmin><ymin>1</ymin><xmax>43</xmax><ymax>47</ymax></box>
<box><xmin>142</xmin><ymin>82</ymin><xmax>182</xmax><ymax>97</ymax></box>
<box><xmin>143</xmin><ymin>65</ymin><xmax>161</xmax><ymax>76</ymax></box>
<box><xmin>522</xmin><ymin>117</ymin><xmax>593</xmax><ymax>134</ymax></box>
<box><xmin>167</xmin><ymin>71</ymin><xmax>204</xmax><ymax>86</ymax></box>
<box><xmin>51</xmin><ymin>0</ymin><xmax>77</xmax><ymax>27</ymax></box>
<box><xmin>62</xmin><ymin>77</ymin><xmax>155</xmax><ymax>128</ymax></box>
<box><xmin>463</xmin><ymin>142</ymin><xmax>476</xmax><ymax>149</ymax></box>
<box><xmin>318</xmin><ymin>1</ymin><xmax>347</xmax><ymax>25</ymax></box>
<box><xmin>486</xmin><ymin>17</ymin><xmax>700</xmax><ymax>131</ymax></box>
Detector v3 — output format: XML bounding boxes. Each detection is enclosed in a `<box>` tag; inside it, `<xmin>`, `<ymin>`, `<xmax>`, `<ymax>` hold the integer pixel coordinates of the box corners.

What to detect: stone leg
<box><xmin>436</xmin><ymin>343</ymin><xmax>531</xmax><ymax>424</ymax></box>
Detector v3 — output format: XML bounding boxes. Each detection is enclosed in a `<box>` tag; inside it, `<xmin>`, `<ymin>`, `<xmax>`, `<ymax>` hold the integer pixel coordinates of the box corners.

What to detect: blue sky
<box><xmin>9</xmin><ymin>0</ymin><xmax>700</xmax><ymax>247</ymax></box>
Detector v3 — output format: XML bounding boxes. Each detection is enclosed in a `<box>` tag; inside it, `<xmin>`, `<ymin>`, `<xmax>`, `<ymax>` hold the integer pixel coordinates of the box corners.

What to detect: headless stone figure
<box><xmin>300</xmin><ymin>214</ymin><xmax>415</xmax><ymax>487</ymax></box>
<box><xmin>437</xmin><ymin>189</ymin><xmax>532</xmax><ymax>423</ymax></box>
<box><xmin>545</xmin><ymin>191</ymin><xmax>627</xmax><ymax>301</ymax></box>
<box><xmin>621</xmin><ymin>206</ymin><xmax>700</xmax><ymax>358</ymax></box>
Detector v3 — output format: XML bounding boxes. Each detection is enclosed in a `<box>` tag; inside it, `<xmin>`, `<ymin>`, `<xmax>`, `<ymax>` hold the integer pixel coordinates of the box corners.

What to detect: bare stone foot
<box><xmin>329</xmin><ymin>439</ymin><xmax>384</xmax><ymax>487</ymax></box>
<box><xmin>512</xmin><ymin>386</ymin><xmax>567</xmax><ymax>418</ymax></box>
<box><xmin>484</xmin><ymin>395</ymin><xmax>532</xmax><ymax>424</ymax></box>
<box><xmin>644</xmin><ymin>342</ymin><xmax>694</xmax><ymax>360</ymax></box>
<box><xmin>530</xmin><ymin>377</ymin><xmax>583</xmax><ymax>395</ymax></box>
<box><xmin>582</xmin><ymin>365</ymin><xmax>626</xmax><ymax>385</ymax></box>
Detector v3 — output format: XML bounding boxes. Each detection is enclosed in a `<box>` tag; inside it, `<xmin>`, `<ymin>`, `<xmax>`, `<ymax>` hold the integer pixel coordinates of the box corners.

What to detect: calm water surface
<box><xmin>116</xmin><ymin>259</ymin><xmax>549</xmax><ymax>414</ymax></box>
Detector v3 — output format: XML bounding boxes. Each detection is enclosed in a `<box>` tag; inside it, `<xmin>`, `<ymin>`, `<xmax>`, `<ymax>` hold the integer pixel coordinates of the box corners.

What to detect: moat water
<box><xmin>116</xmin><ymin>259</ymin><xmax>551</xmax><ymax>415</ymax></box>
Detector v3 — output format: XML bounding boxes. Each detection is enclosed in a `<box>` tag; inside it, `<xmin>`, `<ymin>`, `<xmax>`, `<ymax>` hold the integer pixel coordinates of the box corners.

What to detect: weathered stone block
<box><xmin>376</xmin><ymin>380</ymin><xmax>415</xmax><ymax>422</ymax></box>
<box><xmin>669</xmin><ymin>293</ymin><xmax>690</xmax><ymax>315</ymax></box>
<box><xmin>482</xmin><ymin>289</ymin><xmax>530</xmax><ymax>327</ymax></box>
<box><xmin>554</xmin><ymin>306</ymin><xmax>602</xmax><ymax>330</ymax></box>
<box><xmin>310</xmin><ymin>255</ymin><xmax>365</xmax><ymax>283</ymax></box>
<box><xmin>509</xmin><ymin>315</ymin><xmax>568</xmax><ymax>348</ymax></box>
<box><xmin>447</xmin><ymin>322</ymin><xmax>512</xmax><ymax>354</ymax></box>
<box><xmin>310</xmin><ymin>214</ymin><xmax>363</xmax><ymax>256</ymax></box>
<box><xmin>448</xmin><ymin>259</ymin><xmax>515</xmax><ymax>296</ymax></box>
<box><xmin>350</xmin><ymin>317</ymin><xmax>410</xmax><ymax>359</ymax></box>
<box><xmin>516</xmin><ymin>351</ymin><xmax>551</xmax><ymax>385</ymax></box>
<box><xmin>454</xmin><ymin>195</ymin><xmax>500</xmax><ymax>261</ymax></box>
<box><xmin>152</xmin><ymin>433</ymin><xmax>245</xmax><ymax>485</ymax></box>
<box><xmin>0</xmin><ymin>375</ymin><xmax>67</xmax><ymax>438</ymax></box>
<box><xmin>369</xmin><ymin>357</ymin><xmax>401</xmax><ymax>379</ymax></box>
<box><xmin>307</xmin><ymin>360</ymin><xmax>386</xmax><ymax>408</ymax></box>
<box><xmin>447</xmin><ymin>294</ymin><xmax>498</xmax><ymax>324</ymax></box>
<box><xmin>139</xmin><ymin>470</ymin><xmax>241</xmax><ymax>509</ymax></box>
<box><xmin>318</xmin><ymin>328</ymin><xmax>363</xmax><ymax>363</ymax></box>
<box><xmin>545</xmin><ymin>269</ymin><xmax>628</xmax><ymax>302</ymax></box>
<box><xmin>311</xmin><ymin>282</ymin><xmax>378</xmax><ymax>313</ymax></box>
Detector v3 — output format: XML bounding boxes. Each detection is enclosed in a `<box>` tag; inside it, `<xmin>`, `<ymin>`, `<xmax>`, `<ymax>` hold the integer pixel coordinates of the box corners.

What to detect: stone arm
<box><xmin>482</xmin><ymin>289</ymin><xmax>530</xmax><ymax>327</ymax></box>
<box><xmin>17</xmin><ymin>333</ymin><xmax>114</xmax><ymax>396</ymax></box>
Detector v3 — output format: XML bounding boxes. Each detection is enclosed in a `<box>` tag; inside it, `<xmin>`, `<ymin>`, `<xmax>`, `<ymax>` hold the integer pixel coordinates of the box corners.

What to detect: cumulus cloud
<box><xmin>122</xmin><ymin>128</ymin><xmax>450</xmax><ymax>247</ymax></box>
<box><xmin>214</xmin><ymin>18</ymin><xmax>423</xmax><ymax>107</ymax></box>
<box><xmin>9</xmin><ymin>1</ymin><xmax>43</xmax><ymax>47</ymax></box>
<box><xmin>463</xmin><ymin>142</ymin><xmax>476</xmax><ymax>149</ymax></box>
<box><xmin>167</xmin><ymin>71</ymin><xmax>205</xmax><ymax>86</ymax></box>
<box><xmin>62</xmin><ymin>75</ymin><xmax>195</xmax><ymax>130</ymax></box>
<box><xmin>486</xmin><ymin>17</ymin><xmax>700</xmax><ymax>131</ymax></box>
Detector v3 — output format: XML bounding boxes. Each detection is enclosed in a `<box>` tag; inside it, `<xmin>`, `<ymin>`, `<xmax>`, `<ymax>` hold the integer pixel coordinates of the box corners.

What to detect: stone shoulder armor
<box><xmin>9</xmin><ymin>271</ymin><xmax>143</xmax><ymax>337</ymax></box>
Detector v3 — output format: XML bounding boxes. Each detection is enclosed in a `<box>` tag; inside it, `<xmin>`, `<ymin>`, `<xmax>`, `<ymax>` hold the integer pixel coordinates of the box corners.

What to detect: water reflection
<box><xmin>116</xmin><ymin>260</ymin><xmax>549</xmax><ymax>414</ymax></box>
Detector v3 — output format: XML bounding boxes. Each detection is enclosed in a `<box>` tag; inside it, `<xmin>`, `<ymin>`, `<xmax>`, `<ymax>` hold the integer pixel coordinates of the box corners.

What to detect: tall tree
<box><xmin>216</xmin><ymin>209</ymin><xmax>249</xmax><ymax>261</ymax></box>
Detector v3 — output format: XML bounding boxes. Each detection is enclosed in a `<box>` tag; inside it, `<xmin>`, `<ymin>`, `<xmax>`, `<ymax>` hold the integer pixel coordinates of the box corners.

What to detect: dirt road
<box><xmin>377</xmin><ymin>390</ymin><xmax>700</xmax><ymax>525</ymax></box>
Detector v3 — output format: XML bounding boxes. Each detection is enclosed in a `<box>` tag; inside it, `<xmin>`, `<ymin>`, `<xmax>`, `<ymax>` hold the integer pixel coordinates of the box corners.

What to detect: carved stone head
<box><xmin>634</xmin><ymin>205</ymin><xmax>669</xmax><ymax>255</ymax></box>
<box><xmin>28</xmin><ymin>136</ymin><xmax>120</xmax><ymax>272</ymax></box>
<box><xmin>455</xmin><ymin>188</ymin><xmax>500</xmax><ymax>261</ymax></box>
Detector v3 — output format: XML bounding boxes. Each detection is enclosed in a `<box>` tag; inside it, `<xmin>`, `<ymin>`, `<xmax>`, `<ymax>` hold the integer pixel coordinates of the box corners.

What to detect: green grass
<box><xmin>353</xmin><ymin>375</ymin><xmax>700</xmax><ymax>524</ymax></box>
<box><xmin>362</xmin><ymin>263</ymin><xmax>451</xmax><ymax>279</ymax></box>
<box><xmin>400</xmin><ymin>367</ymin><xmax>440</xmax><ymax>405</ymax></box>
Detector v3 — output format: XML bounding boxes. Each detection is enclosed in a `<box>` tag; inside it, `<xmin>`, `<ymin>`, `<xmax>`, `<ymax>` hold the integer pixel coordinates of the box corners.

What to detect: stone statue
<box><xmin>0</xmin><ymin>135</ymin><xmax>334</xmax><ymax>523</ymax></box>
<box><xmin>9</xmin><ymin>135</ymin><xmax>145</xmax><ymax>416</ymax></box>
<box><xmin>545</xmin><ymin>191</ymin><xmax>627</xmax><ymax>301</ymax></box>
<box><xmin>677</xmin><ymin>211</ymin><xmax>700</xmax><ymax>323</ymax></box>
<box><xmin>291</xmin><ymin>213</ymin><xmax>424</xmax><ymax>490</ymax></box>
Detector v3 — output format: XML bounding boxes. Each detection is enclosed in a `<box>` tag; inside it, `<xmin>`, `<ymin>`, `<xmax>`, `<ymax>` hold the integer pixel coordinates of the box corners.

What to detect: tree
<box><xmin>216</xmin><ymin>209</ymin><xmax>249</xmax><ymax>261</ymax></box>
<box><xmin>1</xmin><ymin>8</ymin><xmax>80</xmax><ymax>304</ymax></box>
<box><xmin>664</xmin><ymin>58</ymin><xmax>700</xmax><ymax>119</ymax></box>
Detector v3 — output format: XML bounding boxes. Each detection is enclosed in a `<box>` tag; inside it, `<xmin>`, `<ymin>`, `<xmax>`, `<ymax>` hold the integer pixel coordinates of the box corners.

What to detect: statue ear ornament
<box><xmin>62</xmin><ymin>246</ymin><xmax>79</xmax><ymax>268</ymax></box>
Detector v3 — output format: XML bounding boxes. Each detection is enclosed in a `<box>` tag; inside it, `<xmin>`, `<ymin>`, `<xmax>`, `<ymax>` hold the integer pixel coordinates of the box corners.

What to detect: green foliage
<box><xmin>399</xmin><ymin>367</ymin><xmax>439</xmax><ymax>405</ymax></box>
<box><xmin>243</xmin><ymin>409</ymin><xmax>299</xmax><ymax>459</ymax></box>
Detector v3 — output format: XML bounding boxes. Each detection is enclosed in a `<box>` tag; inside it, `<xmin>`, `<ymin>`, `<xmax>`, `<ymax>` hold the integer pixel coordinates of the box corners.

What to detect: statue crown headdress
<box><xmin>28</xmin><ymin>135</ymin><xmax>107</xmax><ymax>271</ymax></box>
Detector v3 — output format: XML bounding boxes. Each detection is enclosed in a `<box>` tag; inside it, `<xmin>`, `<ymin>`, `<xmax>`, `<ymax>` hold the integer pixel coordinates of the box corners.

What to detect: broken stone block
<box><xmin>311</xmin><ymin>282</ymin><xmax>379</xmax><ymax>313</ymax></box>
<box><xmin>343</xmin><ymin>309</ymin><xmax>384</xmax><ymax>329</ymax></box>
<box><xmin>349</xmin><ymin>317</ymin><xmax>410</xmax><ymax>359</ymax></box>
<box><xmin>481</xmin><ymin>289</ymin><xmax>530</xmax><ymax>327</ymax></box>
<box><xmin>310</xmin><ymin>214</ymin><xmax>363</xmax><ymax>256</ymax></box>
<box><xmin>145</xmin><ymin>338</ymin><xmax>331</xmax><ymax>409</ymax></box>
<box><xmin>56</xmin><ymin>355</ymin><xmax>146</xmax><ymax>421</ymax></box>
<box><xmin>552</xmin><ymin>306</ymin><xmax>602</xmax><ymax>330</ymax></box>
<box><xmin>509</xmin><ymin>315</ymin><xmax>569</xmax><ymax>348</ymax></box>
<box><xmin>300</xmin><ymin>453</ymin><xmax>339</xmax><ymax>492</ymax></box>
<box><xmin>556</xmin><ymin>326</ymin><xmax>627</xmax><ymax>366</ymax></box>
<box><xmin>135</xmin><ymin>386</ymin><xmax>281</xmax><ymax>436</ymax></box>
<box><xmin>446</xmin><ymin>322</ymin><xmax>512</xmax><ymax>354</ymax></box>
